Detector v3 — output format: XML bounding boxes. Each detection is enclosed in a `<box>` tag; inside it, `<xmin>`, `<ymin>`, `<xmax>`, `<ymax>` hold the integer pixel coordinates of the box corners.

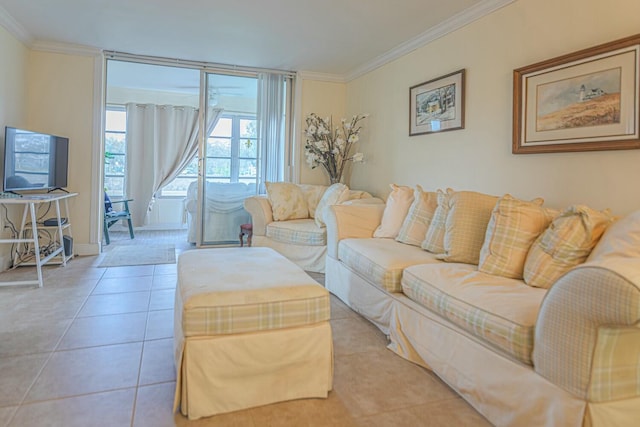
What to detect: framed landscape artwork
<box><xmin>410</xmin><ymin>69</ymin><xmax>465</xmax><ymax>136</ymax></box>
<box><xmin>513</xmin><ymin>34</ymin><xmax>640</xmax><ymax>154</ymax></box>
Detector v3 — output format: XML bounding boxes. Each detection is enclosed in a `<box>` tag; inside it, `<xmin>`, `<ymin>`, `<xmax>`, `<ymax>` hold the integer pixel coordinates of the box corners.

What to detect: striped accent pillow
<box><xmin>524</xmin><ymin>204</ymin><xmax>613</xmax><ymax>289</ymax></box>
<box><xmin>396</xmin><ymin>185</ymin><xmax>438</xmax><ymax>247</ymax></box>
<box><xmin>421</xmin><ymin>188</ymin><xmax>453</xmax><ymax>254</ymax></box>
<box><xmin>437</xmin><ymin>190</ymin><xmax>499</xmax><ymax>265</ymax></box>
<box><xmin>478</xmin><ymin>195</ymin><xmax>553</xmax><ymax>279</ymax></box>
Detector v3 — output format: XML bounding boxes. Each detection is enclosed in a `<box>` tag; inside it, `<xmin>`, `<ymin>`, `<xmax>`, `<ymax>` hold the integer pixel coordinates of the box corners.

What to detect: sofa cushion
<box><xmin>298</xmin><ymin>184</ymin><xmax>327</xmax><ymax>219</ymax></box>
<box><xmin>478</xmin><ymin>195</ymin><xmax>552</xmax><ymax>279</ymax></box>
<box><xmin>374</xmin><ymin>184</ymin><xmax>414</xmax><ymax>238</ymax></box>
<box><xmin>396</xmin><ymin>185</ymin><xmax>438</xmax><ymax>247</ymax></box>
<box><xmin>438</xmin><ymin>190</ymin><xmax>499</xmax><ymax>264</ymax></box>
<box><xmin>315</xmin><ymin>183</ymin><xmax>350</xmax><ymax>227</ymax></box>
<box><xmin>338</xmin><ymin>238</ymin><xmax>438</xmax><ymax>292</ymax></box>
<box><xmin>524</xmin><ymin>204</ymin><xmax>613</xmax><ymax>289</ymax></box>
<box><xmin>587</xmin><ymin>210</ymin><xmax>640</xmax><ymax>262</ymax></box>
<box><xmin>266</xmin><ymin>219</ymin><xmax>326</xmax><ymax>246</ymax></box>
<box><xmin>266</xmin><ymin>182</ymin><xmax>309</xmax><ymax>221</ymax></box>
<box><xmin>402</xmin><ymin>263</ymin><xmax>547</xmax><ymax>365</ymax></box>
<box><xmin>421</xmin><ymin>188</ymin><xmax>453</xmax><ymax>254</ymax></box>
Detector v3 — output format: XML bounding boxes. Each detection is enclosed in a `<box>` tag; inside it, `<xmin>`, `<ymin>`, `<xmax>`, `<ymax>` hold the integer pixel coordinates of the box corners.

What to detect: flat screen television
<box><xmin>2</xmin><ymin>126</ymin><xmax>69</xmax><ymax>193</ymax></box>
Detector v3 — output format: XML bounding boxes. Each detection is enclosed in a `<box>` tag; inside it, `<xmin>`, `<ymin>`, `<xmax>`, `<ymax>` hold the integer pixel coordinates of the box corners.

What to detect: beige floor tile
<box><xmin>0</xmin><ymin>317</ymin><xmax>71</xmax><ymax>357</ymax></box>
<box><xmin>134</xmin><ymin>382</ymin><xmax>256</xmax><ymax>427</ymax></box>
<box><xmin>247</xmin><ymin>393</ymin><xmax>358</xmax><ymax>427</ymax></box>
<box><xmin>330</xmin><ymin>317</ymin><xmax>389</xmax><ymax>356</ymax></box>
<box><xmin>0</xmin><ymin>406</ymin><xmax>17</xmax><ymax>427</ymax></box>
<box><xmin>149</xmin><ymin>289</ymin><xmax>176</xmax><ymax>311</ymax></box>
<box><xmin>24</xmin><ymin>342</ymin><xmax>142</xmax><ymax>403</ymax></box>
<box><xmin>58</xmin><ymin>312</ymin><xmax>147</xmax><ymax>350</ymax></box>
<box><xmin>154</xmin><ymin>263</ymin><xmax>177</xmax><ymax>275</ymax></box>
<box><xmin>354</xmin><ymin>397</ymin><xmax>492</xmax><ymax>427</ymax></box>
<box><xmin>152</xmin><ymin>274</ymin><xmax>177</xmax><ymax>290</ymax></box>
<box><xmin>101</xmin><ymin>265</ymin><xmax>155</xmax><ymax>279</ymax></box>
<box><xmin>77</xmin><ymin>291</ymin><xmax>150</xmax><ymax>317</ymax></box>
<box><xmin>2</xmin><ymin>293</ymin><xmax>86</xmax><ymax>324</ymax></box>
<box><xmin>92</xmin><ymin>275</ymin><xmax>154</xmax><ymax>294</ymax></box>
<box><xmin>0</xmin><ymin>354</ymin><xmax>49</xmax><ymax>406</ymax></box>
<box><xmin>10</xmin><ymin>388</ymin><xmax>135</xmax><ymax>427</ymax></box>
<box><xmin>333</xmin><ymin>349</ymin><xmax>457</xmax><ymax>418</ymax></box>
<box><xmin>146</xmin><ymin>309</ymin><xmax>174</xmax><ymax>340</ymax></box>
<box><xmin>330</xmin><ymin>296</ymin><xmax>357</xmax><ymax>320</ymax></box>
<box><xmin>139</xmin><ymin>338</ymin><xmax>176</xmax><ymax>385</ymax></box>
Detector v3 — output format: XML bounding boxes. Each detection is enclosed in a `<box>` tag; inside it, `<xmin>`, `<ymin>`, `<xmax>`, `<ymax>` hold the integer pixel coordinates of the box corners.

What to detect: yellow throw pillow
<box><xmin>421</xmin><ymin>188</ymin><xmax>453</xmax><ymax>254</ymax></box>
<box><xmin>298</xmin><ymin>184</ymin><xmax>328</xmax><ymax>219</ymax></box>
<box><xmin>265</xmin><ymin>182</ymin><xmax>309</xmax><ymax>221</ymax></box>
<box><xmin>524</xmin><ymin>205</ymin><xmax>613</xmax><ymax>289</ymax></box>
<box><xmin>478</xmin><ymin>195</ymin><xmax>552</xmax><ymax>279</ymax></box>
<box><xmin>314</xmin><ymin>183</ymin><xmax>350</xmax><ymax>227</ymax></box>
<box><xmin>437</xmin><ymin>190</ymin><xmax>499</xmax><ymax>264</ymax></box>
<box><xmin>396</xmin><ymin>185</ymin><xmax>438</xmax><ymax>247</ymax></box>
<box><xmin>373</xmin><ymin>184</ymin><xmax>415</xmax><ymax>238</ymax></box>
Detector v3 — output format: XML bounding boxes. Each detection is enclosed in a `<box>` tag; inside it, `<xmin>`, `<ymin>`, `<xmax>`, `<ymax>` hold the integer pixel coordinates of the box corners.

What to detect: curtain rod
<box><xmin>103</xmin><ymin>50</ymin><xmax>297</xmax><ymax>78</ymax></box>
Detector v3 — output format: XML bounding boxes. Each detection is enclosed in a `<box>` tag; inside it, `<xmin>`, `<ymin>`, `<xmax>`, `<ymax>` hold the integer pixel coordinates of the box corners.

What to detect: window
<box><xmin>160</xmin><ymin>113</ymin><xmax>258</xmax><ymax>197</ymax></box>
<box><xmin>104</xmin><ymin>106</ymin><xmax>126</xmax><ymax>197</ymax></box>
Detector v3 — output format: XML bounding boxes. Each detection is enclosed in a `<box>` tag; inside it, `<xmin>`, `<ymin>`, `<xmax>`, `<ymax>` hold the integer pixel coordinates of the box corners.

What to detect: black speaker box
<box><xmin>63</xmin><ymin>235</ymin><xmax>73</xmax><ymax>256</ymax></box>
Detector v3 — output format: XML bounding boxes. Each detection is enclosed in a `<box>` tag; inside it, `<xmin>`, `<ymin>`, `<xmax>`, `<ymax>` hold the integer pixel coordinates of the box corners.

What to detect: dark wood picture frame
<box><xmin>410</xmin><ymin>69</ymin><xmax>465</xmax><ymax>136</ymax></box>
<box><xmin>513</xmin><ymin>34</ymin><xmax>640</xmax><ymax>154</ymax></box>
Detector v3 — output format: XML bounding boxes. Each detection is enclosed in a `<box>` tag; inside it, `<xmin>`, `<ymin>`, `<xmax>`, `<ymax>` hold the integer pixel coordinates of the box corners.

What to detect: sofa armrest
<box><xmin>533</xmin><ymin>258</ymin><xmax>640</xmax><ymax>402</ymax></box>
<box><xmin>325</xmin><ymin>203</ymin><xmax>385</xmax><ymax>258</ymax></box>
<box><xmin>243</xmin><ymin>196</ymin><xmax>273</xmax><ymax>236</ymax></box>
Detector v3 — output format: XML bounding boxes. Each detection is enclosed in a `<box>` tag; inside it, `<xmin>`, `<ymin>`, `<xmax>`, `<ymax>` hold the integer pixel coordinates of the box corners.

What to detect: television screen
<box><xmin>2</xmin><ymin>127</ymin><xmax>69</xmax><ymax>192</ymax></box>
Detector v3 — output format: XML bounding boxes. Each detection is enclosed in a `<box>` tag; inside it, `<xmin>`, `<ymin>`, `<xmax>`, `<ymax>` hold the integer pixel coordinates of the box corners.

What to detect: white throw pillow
<box><xmin>587</xmin><ymin>210</ymin><xmax>640</xmax><ymax>262</ymax></box>
<box><xmin>314</xmin><ymin>183</ymin><xmax>350</xmax><ymax>227</ymax></box>
<box><xmin>373</xmin><ymin>184</ymin><xmax>414</xmax><ymax>238</ymax></box>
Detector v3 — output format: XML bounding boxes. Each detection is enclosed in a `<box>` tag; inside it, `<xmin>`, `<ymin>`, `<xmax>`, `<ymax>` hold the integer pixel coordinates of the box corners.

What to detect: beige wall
<box><xmin>346</xmin><ymin>0</ymin><xmax>640</xmax><ymax>215</ymax></box>
<box><xmin>26</xmin><ymin>50</ymin><xmax>98</xmax><ymax>246</ymax></box>
<box><xmin>0</xmin><ymin>25</ymin><xmax>29</xmax><ymax>268</ymax></box>
<box><xmin>298</xmin><ymin>77</ymin><xmax>346</xmax><ymax>185</ymax></box>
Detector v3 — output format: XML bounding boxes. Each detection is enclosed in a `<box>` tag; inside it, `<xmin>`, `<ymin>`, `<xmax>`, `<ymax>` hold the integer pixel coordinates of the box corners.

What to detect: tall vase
<box><xmin>329</xmin><ymin>175</ymin><xmax>342</xmax><ymax>185</ymax></box>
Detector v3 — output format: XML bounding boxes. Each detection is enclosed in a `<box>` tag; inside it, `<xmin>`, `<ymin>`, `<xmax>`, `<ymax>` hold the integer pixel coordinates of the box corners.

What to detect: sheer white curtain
<box><xmin>125</xmin><ymin>103</ymin><xmax>223</xmax><ymax>226</ymax></box>
<box><xmin>256</xmin><ymin>73</ymin><xmax>285</xmax><ymax>193</ymax></box>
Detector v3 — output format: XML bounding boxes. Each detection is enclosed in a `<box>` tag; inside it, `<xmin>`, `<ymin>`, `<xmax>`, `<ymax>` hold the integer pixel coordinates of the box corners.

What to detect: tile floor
<box><xmin>0</xmin><ymin>252</ymin><xmax>491</xmax><ymax>427</ymax></box>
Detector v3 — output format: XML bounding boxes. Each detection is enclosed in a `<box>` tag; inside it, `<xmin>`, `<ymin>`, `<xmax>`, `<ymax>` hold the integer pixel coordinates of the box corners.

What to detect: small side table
<box><xmin>239</xmin><ymin>223</ymin><xmax>253</xmax><ymax>247</ymax></box>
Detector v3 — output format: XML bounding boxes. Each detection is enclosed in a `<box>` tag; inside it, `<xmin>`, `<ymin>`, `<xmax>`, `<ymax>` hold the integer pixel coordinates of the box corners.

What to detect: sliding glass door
<box><xmin>197</xmin><ymin>72</ymin><xmax>258</xmax><ymax>246</ymax></box>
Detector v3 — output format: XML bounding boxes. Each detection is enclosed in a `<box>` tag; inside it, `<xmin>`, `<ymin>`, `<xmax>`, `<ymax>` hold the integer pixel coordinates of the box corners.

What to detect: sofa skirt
<box><xmin>252</xmin><ymin>235</ymin><xmax>327</xmax><ymax>273</ymax></box>
<box><xmin>389</xmin><ymin>294</ymin><xmax>587</xmax><ymax>426</ymax></box>
<box><xmin>325</xmin><ymin>256</ymin><xmax>395</xmax><ymax>335</ymax></box>
<box><xmin>174</xmin><ymin>322</ymin><xmax>333</xmax><ymax>420</ymax></box>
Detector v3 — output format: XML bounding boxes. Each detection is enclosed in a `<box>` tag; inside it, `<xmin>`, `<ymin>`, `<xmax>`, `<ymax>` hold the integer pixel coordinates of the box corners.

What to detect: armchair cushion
<box><xmin>265</xmin><ymin>182</ymin><xmax>309</xmax><ymax>221</ymax></box>
<box><xmin>298</xmin><ymin>184</ymin><xmax>328</xmax><ymax>218</ymax></box>
<box><xmin>266</xmin><ymin>219</ymin><xmax>326</xmax><ymax>246</ymax></box>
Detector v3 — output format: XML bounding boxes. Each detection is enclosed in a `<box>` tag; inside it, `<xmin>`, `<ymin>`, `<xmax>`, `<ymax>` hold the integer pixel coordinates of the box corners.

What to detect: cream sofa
<box><xmin>244</xmin><ymin>183</ymin><xmax>381</xmax><ymax>273</ymax></box>
<box><xmin>324</xmin><ymin>189</ymin><xmax>640</xmax><ymax>427</ymax></box>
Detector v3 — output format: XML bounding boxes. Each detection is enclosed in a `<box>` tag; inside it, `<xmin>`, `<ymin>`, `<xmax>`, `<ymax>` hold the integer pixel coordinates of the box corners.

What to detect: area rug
<box><xmin>98</xmin><ymin>244</ymin><xmax>176</xmax><ymax>267</ymax></box>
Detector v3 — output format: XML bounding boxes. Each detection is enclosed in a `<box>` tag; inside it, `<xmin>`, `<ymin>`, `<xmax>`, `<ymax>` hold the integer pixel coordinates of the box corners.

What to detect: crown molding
<box><xmin>31</xmin><ymin>39</ymin><xmax>102</xmax><ymax>57</ymax></box>
<box><xmin>0</xmin><ymin>5</ymin><xmax>33</xmax><ymax>45</ymax></box>
<box><xmin>297</xmin><ymin>70</ymin><xmax>346</xmax><ymax>83</ymax></box>
<box><xmin>345</xmin><ymin>0</ymin><xmax>516</xmax><ymax>81</ymax></box>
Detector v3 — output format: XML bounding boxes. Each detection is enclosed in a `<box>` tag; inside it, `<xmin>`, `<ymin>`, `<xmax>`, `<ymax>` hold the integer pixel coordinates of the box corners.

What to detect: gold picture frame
<box><xmin>410</xmin><ymin>69</ymin><xmax>465</xmax><ymax>136</ymax></box>
<box><xmin>513</xmin><ymin>34</ymin><xmax>640</xmax><ymax>154</ymax></box>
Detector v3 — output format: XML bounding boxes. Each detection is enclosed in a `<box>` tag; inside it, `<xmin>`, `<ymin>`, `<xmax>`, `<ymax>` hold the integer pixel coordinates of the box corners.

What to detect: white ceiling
<box><xmin>0</xmin><ymin>0</ymin><xmax>512</xmax><ymax>78</ymax></box>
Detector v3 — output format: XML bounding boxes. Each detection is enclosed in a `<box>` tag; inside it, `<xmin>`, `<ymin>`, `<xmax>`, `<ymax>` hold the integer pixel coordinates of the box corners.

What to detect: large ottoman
<box><xmin>173</xmin><ymin>247</ymin><xmax>333</xmax><ymax>420</ymax></box>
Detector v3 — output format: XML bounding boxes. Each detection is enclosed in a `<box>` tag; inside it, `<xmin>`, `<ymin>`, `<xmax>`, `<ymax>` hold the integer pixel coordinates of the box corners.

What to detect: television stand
<box><xmin>47</xmin><ymin>187</ymin><xmax>69</xmax><ymax>193</ymax></box>
<box><xmin>0</xmin><ymin>192</ymin><xmax>77</xmax><ymax>287</ymax></box>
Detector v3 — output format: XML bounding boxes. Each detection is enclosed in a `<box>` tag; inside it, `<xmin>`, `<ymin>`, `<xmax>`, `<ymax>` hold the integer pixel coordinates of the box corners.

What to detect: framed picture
<box><xmin>513</xmin><ymin>34</ymin><xmax>640</xmax><ymax>154</ymax></box>
<box><xmin>410</xmin><ymin>69</ymin><xmax>465</xmax><ymax>136</ymax></box>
